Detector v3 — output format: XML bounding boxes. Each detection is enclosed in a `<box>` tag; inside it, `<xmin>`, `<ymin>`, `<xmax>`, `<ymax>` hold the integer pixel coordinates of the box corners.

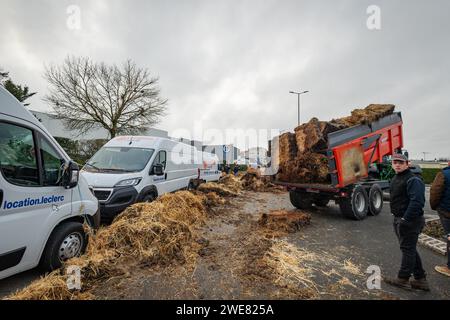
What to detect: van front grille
<box><xmin>93</xmin><ymin>190</ymin><xmax>111</xmax><ymax>201</ymax></box>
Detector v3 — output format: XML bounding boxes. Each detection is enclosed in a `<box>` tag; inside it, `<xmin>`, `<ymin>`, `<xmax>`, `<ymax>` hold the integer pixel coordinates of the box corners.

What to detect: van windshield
<box><xmin>84</xmin><ymin>147</ymin><xmax>155</xmax><ymax>173</ymax></box>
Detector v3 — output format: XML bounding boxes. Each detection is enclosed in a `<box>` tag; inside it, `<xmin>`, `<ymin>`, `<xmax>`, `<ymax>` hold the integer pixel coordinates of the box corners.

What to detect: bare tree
<box><xmin>44</xmin><ymin>56</ymin><xmax>167</xmax><ymax>138</ymax></box>
<box><xmin>0</xmin><ymin>69</ymin><xmax>8</xmax><ymax>82</ymax></box>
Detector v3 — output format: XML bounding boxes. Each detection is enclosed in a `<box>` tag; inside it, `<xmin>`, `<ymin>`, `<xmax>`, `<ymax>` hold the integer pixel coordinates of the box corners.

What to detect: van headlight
<box><xmin>115</xmin><ymin>178</ymin><xmax>142</xmax><ymax>187</ymax></box>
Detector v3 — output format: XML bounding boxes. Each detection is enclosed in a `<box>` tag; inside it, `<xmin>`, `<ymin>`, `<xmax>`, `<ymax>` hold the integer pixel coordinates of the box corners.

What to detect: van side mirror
<box><xmin>62</xmin><ymin>161</ymin><xmax>79</xmax><ymax>189</ymax></box>
<box><xmin>153</xmin><ymin>164</ymin><xmax>164</xmax><ymax>176</ymax></box>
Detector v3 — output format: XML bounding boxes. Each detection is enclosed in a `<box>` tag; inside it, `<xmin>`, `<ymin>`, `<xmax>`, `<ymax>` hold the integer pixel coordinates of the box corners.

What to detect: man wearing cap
<box><xmin>384</xmin><ymin>153</ymin><xmax>429</xmax><ymax>291</ymax></box>
<box><xmin>430</xmin><ymin>161</ymin><xmax>450</xmax><ymax>277</ymax></box>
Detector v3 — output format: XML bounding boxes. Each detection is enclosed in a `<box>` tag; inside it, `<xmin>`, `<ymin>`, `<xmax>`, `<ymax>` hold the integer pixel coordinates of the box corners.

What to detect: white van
<box><xmin>80</xmin><ymin>136</ymin><xmax>220</xmax><ymax>222</ymax></box>
<box><xmin>0</xmin><ymin>87</ymin><xmax>99</xmax><ymax>280</ymax></box>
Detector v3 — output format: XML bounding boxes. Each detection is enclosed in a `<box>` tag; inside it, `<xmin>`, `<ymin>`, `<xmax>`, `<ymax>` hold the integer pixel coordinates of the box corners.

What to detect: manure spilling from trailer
<box><xmin>276</xmin><ymin>104</ymin><xmax>395</xmax><ymax>184</ymax></box>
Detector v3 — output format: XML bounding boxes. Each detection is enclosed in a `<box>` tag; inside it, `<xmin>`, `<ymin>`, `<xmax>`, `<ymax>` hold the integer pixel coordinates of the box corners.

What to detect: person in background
<box><xmin>430</xmin><ymin>161</ymin><xmax>450</xmax><ymax>277</ymax></box>
<box><xmin>224</xmin><ymin>163</ymin><xmax>230</xmax><ymax>175</ymax></box>
<box><xmin>383</xmin><ymin>153</ymin><xmax>429</xmax><ymax>291</ymax></box>
<box><xmin>233</xmin><ymin>162</ymin><xmax>239</xmax><ymax>176</ymax></box>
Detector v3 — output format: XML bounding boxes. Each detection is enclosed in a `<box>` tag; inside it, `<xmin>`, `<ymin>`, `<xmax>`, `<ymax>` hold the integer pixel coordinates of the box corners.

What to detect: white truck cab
<box><xmin>81</xmin><ymin>136</ymin><xmax>220</xmax><ymax>222</ymax></box>
<box><xmin>0</xmin><ymin>87</ymin><xmax>99</xmax><ymax>280</ymax></box>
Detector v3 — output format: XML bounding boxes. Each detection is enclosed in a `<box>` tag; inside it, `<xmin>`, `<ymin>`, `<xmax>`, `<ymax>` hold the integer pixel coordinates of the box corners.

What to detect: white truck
<box><xmin>81</xmin><ymin>135</ymin><xmax>220</xmax><ymax>222</ymax></box>
<box><xmin>0</xmin><ymin>87</ymin><xmax>100</xmax><ymax>280</ymax></box>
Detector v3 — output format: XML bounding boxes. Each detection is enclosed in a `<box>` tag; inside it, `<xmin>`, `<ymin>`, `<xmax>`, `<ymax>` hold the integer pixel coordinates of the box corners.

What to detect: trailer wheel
<box><xmin>368</xmin><ymin>184</ymin><xmax>383</xmax><ymax>216</ymax></box>
<box><xmin>314</xmin><ymin>198</ymin><xmax>330</xmax><ymax>207</ymax></box>
<box><xmin>40</xmin><ymin>222</ymin><xmax>87</xmax><ymax>272</ymax></box>
<box><xmin>289</xmin><ymin>191</ymin><xmax>313</xmax><ymax>210</ymax></box>
<box><xmin>339</xmin><ymin>186</ymin><xmax>368</xmax><ymax>220</ymax></box>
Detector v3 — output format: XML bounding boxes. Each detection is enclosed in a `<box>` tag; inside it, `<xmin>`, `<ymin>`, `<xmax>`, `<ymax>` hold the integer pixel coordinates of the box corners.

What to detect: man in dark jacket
<box><xmin>384</xmin><ymin>153</ymin><xmax>429</xmax><ymax>291</ymax></box>
<box><xmin>430</xmin><ymin>161</ymin><xmax>450</xmax><ymax>277</ymax></box>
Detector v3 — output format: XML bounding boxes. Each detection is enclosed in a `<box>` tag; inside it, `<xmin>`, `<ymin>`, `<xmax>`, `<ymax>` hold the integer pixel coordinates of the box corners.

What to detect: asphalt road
<box><xmin>1</xmin><ymin>187</ymin><xmax>448</xmax><ymax>300</ymax></box>
<box><xmin>289</xmin><ymin>188</ymin><xmax>450</xmax><ymax>300</ymax></box>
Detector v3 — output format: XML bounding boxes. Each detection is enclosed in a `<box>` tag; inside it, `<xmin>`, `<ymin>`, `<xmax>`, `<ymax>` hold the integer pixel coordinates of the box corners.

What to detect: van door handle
<box><xmin>164</xmin><ymin>173</ymin><xmax>167</xmax><ymax>180</ymax></box>
<box><xmin>0</xmin><ymin>189</ymin><xmax>3</xmax><ymax>205</ymax></box>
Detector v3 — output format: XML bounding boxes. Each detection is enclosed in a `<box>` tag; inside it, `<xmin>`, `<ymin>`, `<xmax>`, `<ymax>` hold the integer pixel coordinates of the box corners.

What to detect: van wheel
<box><xmin>40</xmin><ymin>222</ymin><xmax>87</xmax><ymax>272</ymax></box>
<box><xmin>368</xmin><ymin>184</ymin><xmax>383</xmax><ymax>216</ymax></box>
<box><xmin>187</xmin><ymin>181</ymin><xmax>196</xmax><ymax>191</ymax></box>
<box><xmin>142</xmin><ymin>193</ymin><xmax>155</xmax><ymax>203</ymax></box>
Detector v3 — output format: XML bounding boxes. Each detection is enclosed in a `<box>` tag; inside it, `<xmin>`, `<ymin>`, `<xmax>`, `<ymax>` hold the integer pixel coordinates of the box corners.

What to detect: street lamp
<box><xmin>289</xmin><ymin>90</ymin><xmax>309</xmax><ymax>126</ymax></box>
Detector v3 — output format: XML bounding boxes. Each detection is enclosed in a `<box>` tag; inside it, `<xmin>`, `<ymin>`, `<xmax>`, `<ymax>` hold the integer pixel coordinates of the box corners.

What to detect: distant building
<box><xmin>178</xmin><ymin>137</ymin><xmax>203</xmax><ymax>150</ymax></box>
<box><xmin>202</xmin><ymin>144</ymin><xmax>240</xmax><ymax>164</ymax></box>
<box><xmin>30</xmin><ymin>110</ymin><xmax>169</xmax><ymax>140</ymax></box>
<box><xmin>411</xmin><ymin>161</ymin><xmax>448</xmax><ymax>169</ymax></box>
<box><xmin>240</xmin><ymin>147</ymin><xmax>268</xmax><ymax>166</ymax></box>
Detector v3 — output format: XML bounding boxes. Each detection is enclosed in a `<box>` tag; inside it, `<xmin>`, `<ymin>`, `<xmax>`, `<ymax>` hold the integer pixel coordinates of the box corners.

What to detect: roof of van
<box><xmin>106</xmin><ymin>135</ymin><xmax>198</xmax><ymax>151</ymax></box>
<box><xmin>105</xmin><ymin>136</ymin><xmax>218</xmax><ymax>160</ymax></box>
<box><xmin>0</xmin><ymin>86</ymin><xmax>70</xmax><ymax>159</ymax></box>
<box><xmin>0</xmin><ymin>86</ymin><xmax>46</xmax><ymax>131</ymax></box>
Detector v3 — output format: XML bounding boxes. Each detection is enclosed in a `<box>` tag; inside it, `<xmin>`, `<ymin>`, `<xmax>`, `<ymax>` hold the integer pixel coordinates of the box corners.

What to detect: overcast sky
<box><xmin>0</xmin><ymin>0</ymin><xmax>449</xmax><ymax>159</ymax></box>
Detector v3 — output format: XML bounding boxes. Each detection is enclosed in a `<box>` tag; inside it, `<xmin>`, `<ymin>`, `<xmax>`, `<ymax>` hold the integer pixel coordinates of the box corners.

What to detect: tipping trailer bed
<box><xmin>275</xmin><ymin>112</ymin><xmax>404</xmax><ymax>220</ymax></box>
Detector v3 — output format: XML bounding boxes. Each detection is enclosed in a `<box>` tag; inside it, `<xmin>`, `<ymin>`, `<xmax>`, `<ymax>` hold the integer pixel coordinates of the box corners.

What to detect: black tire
<box><xmin>40</xmin><ymin>222</ymin><xmax>87</xmax><ymax>272</ymax></box>
<box><xmin>289</xmin><ymin>190</ymin><xmax>313</xmax><ymax>210</ymax></box>
<box><xmin>339</xmin><ymin>185</ymin><xmax>369</xmax><ymax>220</ymax></box>
<box><xmin>368</xmin><ymin>184</ymin><xmax>383</xmax><ymax>216</ymax></box>
<box><xmin>142</xmin><ymin>192</ymin><xmax>156</xmax><ymax>203</ymax></box>
<box><xmin>100</xmin><ymin>216</ymin><xmax>114</xmax><ymax>225</ymax></box>
<box><xmin>187</xmin><ymin>181</ymin><xmax>196</xmax><ymax>191</ymax></box>
<box><xmin>314</xmin><ymin>198</ymin><xmax>330</xmax><ymax>207</ymax></box>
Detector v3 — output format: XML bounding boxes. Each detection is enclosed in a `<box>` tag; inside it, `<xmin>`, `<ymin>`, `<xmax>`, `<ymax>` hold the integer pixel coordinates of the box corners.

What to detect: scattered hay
<box><xmin>202</xmin><ymin>192</ymin><xmax>226</xmax><ymax>207</ymax></box>
<box><xmin>240</xmin><ymin>169</ymin><xmax>285</xmax><ymax>193</ymax></box>
<box><xmin>258</xmin><ymin>240</ymin><xmax>377</xmax><ymax>299</ymax></box>
<box><xmin>7</xmin><ymin>191</ymin><xmax>209</xmax><ymax>300</ymax></box>
<box><xmin>197</xmin><ymin>171</ymin><xmax>280</xmax><ymax>196</ymax></box>
<box><xmin>336</xmin><ymin>276</ymin><xmax>357</xmax><ymax>289</ymax></box>
<box><xmin>219</xmin><ymin>174</ymin><xmax>243</xmax><ymax>193</ymax></box>
<box><xmin>262</xmin><ymin>240</ymin><xmax>320</xmax><ymax>299</ymax></box>
<box><xmin>343</xmin><ymin>259</ymin><xmax>362</xmax><ymax>276</ymax></box>
<box><xmin>96</xmin><ymin>191</ymin><xmax>207</xmax><ymax>266</ymax></box>
<box><xmin>198</xmin><ymin>182</ymin><xmax>239</xmax><ymax>197</ymax></box>
<box><xmin>5</xmin><ymin>271</ymin><xmax>95</xmax><ymax>300</ymax></box>
<box><xmin>241</xmin><ymin>169</ymin><xmax>266</xmax><ymax>192</ymax></box>
<box><xmin>259</xmin><ymin>210</ymin><xmax>311</xmax><ymax>233</ymax></box>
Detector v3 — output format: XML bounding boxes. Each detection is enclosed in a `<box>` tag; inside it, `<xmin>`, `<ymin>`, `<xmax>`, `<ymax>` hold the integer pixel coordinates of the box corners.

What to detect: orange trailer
<box><xmin>275</xmin><ymin>112</ymin><xmax>417</xmax><ymax>220</ymax></box>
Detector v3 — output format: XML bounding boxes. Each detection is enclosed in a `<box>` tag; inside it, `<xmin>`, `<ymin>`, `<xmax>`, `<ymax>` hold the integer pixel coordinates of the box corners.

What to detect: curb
<box><xmin>418</xmin><ymin>217</ymin><xmax>447</xmax><ymax>256</ymax></box>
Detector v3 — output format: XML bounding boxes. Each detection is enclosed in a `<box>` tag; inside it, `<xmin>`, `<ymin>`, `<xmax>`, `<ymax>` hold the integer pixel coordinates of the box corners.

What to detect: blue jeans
<box><xmin>437</xmin><ymin>209</ymin><xmax>450</xmax><ymax>268</ymax></box>
<box><xmin>393</xmin><ymin>216</ymin><xmax>426</xmax><ymax>280</ymax></box>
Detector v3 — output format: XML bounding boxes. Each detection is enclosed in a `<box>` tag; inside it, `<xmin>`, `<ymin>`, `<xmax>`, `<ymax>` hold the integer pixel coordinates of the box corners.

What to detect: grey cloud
<box><xmin>0</xmin><ymin>0</ymin><xmax>448</xmax><ymax>158</ymax></box>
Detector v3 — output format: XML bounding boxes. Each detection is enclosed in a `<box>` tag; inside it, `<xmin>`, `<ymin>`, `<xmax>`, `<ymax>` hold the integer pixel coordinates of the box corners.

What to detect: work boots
<box><xmin>410</xmin><ymin>277</ymin><xmax>430</xmax><ymax>291</ymax></box>
<box><xmin>383</xmin><ymin>276</ymin><xmax>411</xmax><ymax>290</ymax></box>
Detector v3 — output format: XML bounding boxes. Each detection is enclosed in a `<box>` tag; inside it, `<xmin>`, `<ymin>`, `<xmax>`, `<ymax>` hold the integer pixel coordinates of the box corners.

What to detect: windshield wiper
<box><xmin>101</xmin><ymin>168</ymin><xmax>134</xmax><ymax>172</ymax></box>
<box><xmin>85</xmin><ymin>162</ymin><xmax>101</xmax><ymax>171</ymax></box>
